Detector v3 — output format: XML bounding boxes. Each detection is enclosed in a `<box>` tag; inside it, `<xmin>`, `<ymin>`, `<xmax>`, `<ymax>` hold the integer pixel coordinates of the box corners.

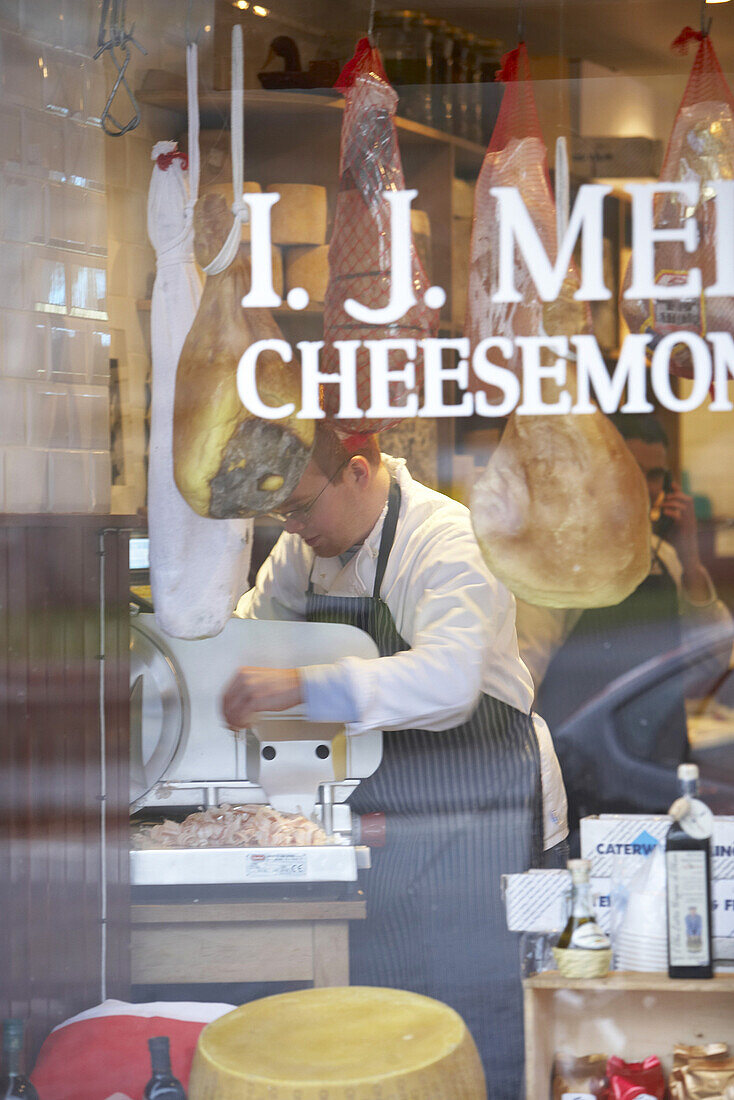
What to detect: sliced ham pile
<box><xmin>134</xmin><ymin>804</ymin><xmax>328</xmax><ymax>849</ymax></box>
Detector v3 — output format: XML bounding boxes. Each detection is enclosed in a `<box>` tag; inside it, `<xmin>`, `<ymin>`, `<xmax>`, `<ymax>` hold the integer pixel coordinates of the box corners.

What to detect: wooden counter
<box><xmin>524</xmin><ymin>970</ymin><xmax>734</xmax><ymax>1098</ymax></box>
<box><xmin>131</xmin><ymin>898</ymin><xmax>366</xmax><ymax>988</ymax></box>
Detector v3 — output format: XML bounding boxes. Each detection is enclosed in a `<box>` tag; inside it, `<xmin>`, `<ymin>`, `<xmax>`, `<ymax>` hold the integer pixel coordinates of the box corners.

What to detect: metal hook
<box><xmin>517</xmin><ymin>0</ymin><xmax>526</xmax><ymax>43</ymax></box>
<box><xmin>186</xmin><ymin>0</ymin><xmax>205</xmax><ymax>47</ymax></box>
<box><xmin>701</xmin><ymin>0</ymin><xmax>712</xmax><ymax>37</ymax></box>
<box><xmin>94</xmin><ymin>0</ymin><xmax>147</xmax><ymax>137</ymax></box>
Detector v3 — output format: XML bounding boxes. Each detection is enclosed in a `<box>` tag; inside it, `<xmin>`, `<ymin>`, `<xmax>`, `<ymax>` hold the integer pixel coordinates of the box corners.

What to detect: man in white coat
<box><xmin>222</xmin><ymin>425</ymin><xmax>566</xmax><ymax>1098</ymax></box>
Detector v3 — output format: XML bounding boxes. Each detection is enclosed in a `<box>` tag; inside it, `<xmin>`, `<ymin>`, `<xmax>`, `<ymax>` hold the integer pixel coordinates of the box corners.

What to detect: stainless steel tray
<box><xmin>130</xmin><ymin>844</ymin><xmax>371</xmax><ymax>885</ymax></box>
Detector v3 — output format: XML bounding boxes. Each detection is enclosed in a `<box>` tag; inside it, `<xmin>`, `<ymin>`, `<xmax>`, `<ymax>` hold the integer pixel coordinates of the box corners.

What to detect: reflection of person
<box><xmin>516</xmin><ymin>413</ymin><xmax>731</xmax><ymax>793</ymax></box>
<box><xmin>685</xmin><ymin>906</ymin><xmax>703</xmax><ymax>947</ymax></box>
<box><xmin>223</xmin><ymin>425</ymin><xmax>567</xmax><ymax>1097</ymax></box>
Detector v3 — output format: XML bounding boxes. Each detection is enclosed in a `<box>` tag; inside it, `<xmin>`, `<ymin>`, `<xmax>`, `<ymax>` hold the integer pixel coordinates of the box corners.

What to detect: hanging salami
<box><xmin>620</xmin><ymin>29</ymin><xmax>734</xmax><ymax>377</ymax></box>
<box><xmin>321</xmin><ymin>38</ymin><xmax>438</xmax><ymax>434</ymax></box>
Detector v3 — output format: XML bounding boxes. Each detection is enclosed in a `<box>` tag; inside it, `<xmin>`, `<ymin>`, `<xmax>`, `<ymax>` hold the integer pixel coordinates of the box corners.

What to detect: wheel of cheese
<box><xmin>452</xmin><ymin>217</ymin><xmax>472</xmax><ymax>324</ymax></box>
<box><xmin>188</xmin><ymin>987</ymin><xmax>486</xmax><ymax>1100</ymax></box>
<box><xmin>411</xmin><ymin>209</ymin><xmax>432</xmax><ymax>281</ymax></box>
<box><xmin>285</xmin><ymin>244</ymin><xmax>329</xmax><ymax>303</ymax></box>
<box><xmin>266</xmin><ymin>184</ymin><xmax>327</xmax><ymax>245</ymax></box>
<box><xmin>452</xmin><ymin>178</ymin><xmax>475</xmax><ymax>220</ymax></box>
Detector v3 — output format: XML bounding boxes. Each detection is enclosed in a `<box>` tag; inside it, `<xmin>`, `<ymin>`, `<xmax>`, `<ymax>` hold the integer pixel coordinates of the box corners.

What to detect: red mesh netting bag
<box><xmin>620</xmin><ymin>29</ymin><xmax>734</xmax><ymax>377</ymax></box>
<box><xmin>465</xmin><ymin>43</ymin><xmax>591</xmax><ymax>401</ymax></box>
<box><xmin>321</xmin><ymin>38</ymin><xmax>438</xmax><ymax>434</ymax></box>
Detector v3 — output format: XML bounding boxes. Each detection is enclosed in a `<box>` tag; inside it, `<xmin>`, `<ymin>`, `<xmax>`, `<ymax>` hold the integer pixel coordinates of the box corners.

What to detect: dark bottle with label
<box><xmin>666</xmin><ymin>763</ymin><xmax>713</xmax><ymax>979</ymax></box>
<box><xmin>144</xmin><ymin>1037</ymin><xmax>186</xmax><ymax>1100</ymax></box>
<box><xmin>0</xmin><ymin>1019</ymin><xmax>40</xmax><ymax>1099</ymax></box>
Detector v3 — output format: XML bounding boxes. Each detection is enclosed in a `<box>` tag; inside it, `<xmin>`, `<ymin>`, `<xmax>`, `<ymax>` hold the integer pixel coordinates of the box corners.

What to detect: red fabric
<box><xmin>335</xmin><ymin>37</ymin><xmax>389</xmax><ymax>92</ymax></box>
<box><xmin>156</xmin><ymin>149</ymin><xmax>188</xmax><ymax>172</ymax></box>
<box><xmin>607</xmin><ymin>1055</ymin><xmax>666</xmax><ymax>1100</ymax></box>
<box><xmin>489</xmin><ymin>43</ymin><xmax>545</xmax><ymax>158</ymax></box>
<box><xmin>30</xmin><ymin>1015</ymin><xmax>206</xmax><ymax>1100</ymax></box>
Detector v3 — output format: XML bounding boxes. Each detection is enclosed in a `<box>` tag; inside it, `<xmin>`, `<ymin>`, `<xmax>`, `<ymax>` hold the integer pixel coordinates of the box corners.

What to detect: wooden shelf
<box><xmin>136</xmin><ymin>298</ymin><xmax>463</xmax><ymax>338</ymax></box>
<box><xmin>137</xmin><ymin>85</ymin><xmax>486</xmax><ymax>174</ymax></box>
<box><xmin>524</xmin><ymin>968</ymin><xmax>734</xmax><ymax>1099</ymax></box>
<box><xmin>525</xmin><ymin>969</ymin><xmax>734</xmax><ymax>994</ymax></box>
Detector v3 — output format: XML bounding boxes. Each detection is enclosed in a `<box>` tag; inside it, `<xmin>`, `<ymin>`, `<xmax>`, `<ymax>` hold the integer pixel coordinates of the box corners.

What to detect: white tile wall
<box><xmin>0</xmin><ymin>310</ymin><xmax>47</xmax><ymax>378</ymax></box>
<box><xmin>0</xmin><ymin>243</ymin><xmax>26</xmax><ymax>309</ymax></box>
<box><xmin>24</xmin><ymin>106</ymin><xmax>66</xmax><ymax>177</ymax></box>
<box><xmin>88</xmin><ymin>448</ymin><xmax>110</xmax><ymax>512</ymax></box>
<box><xmin>27</xmin><ymin>382</ymin><xmax>72</xmax><ymax>447</ymax></box>
<box><xmin>68</xmin><ymin>382</ymin><xmax>109</xmax><ymax>449</ymax></box>
<box><xmin>48</xmin><ymin>447</ymin><xmax>88</xmax><ymax>510</ymax></box>
<box><xmin>0</xmin><ymin>377</ymin><xmax>26</xmax><ymax>444</ymax></box>
<box><xmin>2</xmin><ymin>172</ymin><xmax>45</xmax><ymax>243</ymax></box>
<box><xmin>49</xmin><ymin>321</ymin><xmax>86</xmax><ymax>381</ymax></box>
<box><xmin>0</xmin><ymin>104</ymin><xmax>23</xmax><ymax>167</ymax></box>
<box><xmin>1</xmin><ymin>30</ymin><xmax>45</xmax><ymax>108</ymax></box>
<box><xmin>5</xmin><ymin>445</ymin><xmax>47</xmax><ymax>510</ymax></box>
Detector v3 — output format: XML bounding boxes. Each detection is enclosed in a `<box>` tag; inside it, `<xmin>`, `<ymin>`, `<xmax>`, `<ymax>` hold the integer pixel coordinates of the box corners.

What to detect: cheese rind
<box><xmin>285</xmin><ymin>245</ymin><xmax>329</xmax><ymax>303</ymax></box>
<box><xmin>188</xmin><ymin>986</ymin><xmax>486</xmax><ymax>1100</ymax></box>
<box><xmin>267</xmin><ymin>184</ymin><xmax>328</xmax><ymax>245</ymax></box>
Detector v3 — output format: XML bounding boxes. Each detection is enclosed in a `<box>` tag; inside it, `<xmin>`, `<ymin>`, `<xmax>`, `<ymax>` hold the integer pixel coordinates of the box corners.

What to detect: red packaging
<box><xmin>607</xmin><ymin>1055</ymin><xmax>666</xmax><ymax>1100</ymax></box>
<box><xmin>322</xmin><ymin>38</ymin><xmax>438</xmax><ymax>433</ymax></box>
<box><xmin>620</xmin><ymin>29</ymin><xmax>734</xmax><ymax>377</ymax></box>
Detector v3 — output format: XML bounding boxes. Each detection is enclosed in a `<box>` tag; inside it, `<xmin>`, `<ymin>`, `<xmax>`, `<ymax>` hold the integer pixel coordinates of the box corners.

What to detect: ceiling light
<box><xmin>706</xmin><ymin>0</ymin><xmax>731</xmax><ymax>5</ymax></box>
<box><xmin>253</xmin><ymin>4</ymin><xmax>269</xmax><ymax>14</ymax></box>
<box><xmin>234</xmin><ymin>0</ymin><xmax>249</xmax><ymax>9</ymax></box>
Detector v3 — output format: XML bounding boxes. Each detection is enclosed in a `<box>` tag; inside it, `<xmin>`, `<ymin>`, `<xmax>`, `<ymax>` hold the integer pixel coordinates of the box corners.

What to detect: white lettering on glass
<box><xmin>345</xmin><ymin>190</ymin><xmax>418</xmax><ymax>325</ymax></box>
<box><xmin>491</xmin><ymin>183</ymin><xmax>611</xmax><ymax>304</ymax></box>
<box><xmin>240</xmin><ymin>192</ymin><xmax>282</xmax><ymax>308</ymax></box>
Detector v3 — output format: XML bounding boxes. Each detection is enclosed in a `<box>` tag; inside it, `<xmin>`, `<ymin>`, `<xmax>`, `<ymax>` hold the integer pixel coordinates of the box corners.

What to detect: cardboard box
<box><xmin>591</xmin><ymin>877</ymin><xmax>734</xmax><ymax>949</ymax></box>
<box><xmin>581</xmin><ymin>815</ymin><xmax>734</xmax><ymax>880</ymax></box>
<box><xmin>501</xmin><ymin>869</ymin><xmax>571</xmax><ymax>933</ymax></box>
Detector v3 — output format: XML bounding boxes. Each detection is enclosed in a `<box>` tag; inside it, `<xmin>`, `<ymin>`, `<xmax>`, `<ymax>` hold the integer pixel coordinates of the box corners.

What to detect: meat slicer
<box><xmin>129</xmin><ymin>612</ymin><xmax>383</xmax><ymax>886</ymax></box>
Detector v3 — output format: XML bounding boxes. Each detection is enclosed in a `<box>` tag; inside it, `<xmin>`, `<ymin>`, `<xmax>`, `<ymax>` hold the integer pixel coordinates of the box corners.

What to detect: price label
<box><xmin>244</xmin><ymin>852</ymin><xmax>308</xmax><ymax>879</ymax></box>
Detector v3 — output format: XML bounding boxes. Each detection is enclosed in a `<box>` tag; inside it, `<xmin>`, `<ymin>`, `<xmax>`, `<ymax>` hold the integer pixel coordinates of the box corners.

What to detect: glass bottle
<box><xmin>144</xmin><ymin>1037</ymin><xmax>187</xmax><ymax>1100</ymax></box>
<box><xmin>666</xmin><ymin>763</ymin><xmax>714</xmax><ymax>979</ymax></box>
<box><xmin>557</xmin><ymin>859</ymin><xmax>610</xmax><ymax>951</ymax></box>
<box><xmin>0</xmin><ymin>1019</ymin><xmax>40</xmax><ymax>1100</ymax></box>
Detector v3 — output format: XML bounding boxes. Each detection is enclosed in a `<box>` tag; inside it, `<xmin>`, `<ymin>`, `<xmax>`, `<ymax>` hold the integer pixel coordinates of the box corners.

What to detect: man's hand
<box><xmin>661</xmin><ymin>482</ymin><xmax>710</xmax><ymax>602</ymax></box>
<box><xmin>221</xmin><ymin>667</ymin><xmax>303</xmax><ymax>730</ymax></box>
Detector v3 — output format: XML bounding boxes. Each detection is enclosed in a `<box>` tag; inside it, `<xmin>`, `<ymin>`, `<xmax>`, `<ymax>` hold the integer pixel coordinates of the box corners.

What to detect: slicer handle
<box><xmin>358</xmin><ymin>812</ymin><xmax>386</xmax><ymax>847</ymax></box>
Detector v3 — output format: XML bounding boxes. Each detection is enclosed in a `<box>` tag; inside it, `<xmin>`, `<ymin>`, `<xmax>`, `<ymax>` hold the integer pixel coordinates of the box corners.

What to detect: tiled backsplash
<box><xmin>0</xmin><ymin>6</ymin><xmax>112</xmax><ymax>512</ymax></box>
<box><xmin>0</xmin><ymin>0</ymin><xmax>215</xmax><ymax>513</ymax></box>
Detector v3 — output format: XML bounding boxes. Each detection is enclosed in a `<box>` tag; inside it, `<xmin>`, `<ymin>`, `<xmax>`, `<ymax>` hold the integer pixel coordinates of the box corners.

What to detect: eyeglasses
<box><xmin>267</xmin><ymin>459</ymin><xmax>350</xmax><ymax>525</ymax></box>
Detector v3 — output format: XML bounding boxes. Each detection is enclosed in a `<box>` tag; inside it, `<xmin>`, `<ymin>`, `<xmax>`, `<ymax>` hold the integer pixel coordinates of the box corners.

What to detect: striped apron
<box><xmin>307</xmin><ymin>480</ymin><xmax>543</xmax><ymax>1098</ymax></box>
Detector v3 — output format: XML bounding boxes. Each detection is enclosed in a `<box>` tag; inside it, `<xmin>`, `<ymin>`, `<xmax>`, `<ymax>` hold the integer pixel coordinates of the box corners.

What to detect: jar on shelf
<box><xmin>372</xmin><ymin>10</ymin><xmax>433</xmax><ymax>126</ymax></box>
<box><xmin>424</xmin><ymin>17</ymin><xmax>453</xmax><ymax>133</ymax></box>
<box><xmin>475</xmin><ymin>36</ymin><xmax>504</xmax><ymax>146</ymax></box>
<box><xmin>448</xmin><ymin>27</ymin><xmax>470</xmax><ymax>140</ymax></box>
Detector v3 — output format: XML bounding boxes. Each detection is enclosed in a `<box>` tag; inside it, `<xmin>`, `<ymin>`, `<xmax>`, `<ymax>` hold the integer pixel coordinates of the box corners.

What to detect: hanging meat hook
<box><xmin>94</xmin><ymin>0</ymin><xmax>147</xmax><ymax>137</ymax></box>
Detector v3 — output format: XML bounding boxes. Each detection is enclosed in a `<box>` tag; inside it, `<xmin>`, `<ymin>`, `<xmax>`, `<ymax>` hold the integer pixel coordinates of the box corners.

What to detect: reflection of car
<box><xmin>551</xmin><ymin>621</ymin><xmax>734</xmax><ymax>843</ymax></box>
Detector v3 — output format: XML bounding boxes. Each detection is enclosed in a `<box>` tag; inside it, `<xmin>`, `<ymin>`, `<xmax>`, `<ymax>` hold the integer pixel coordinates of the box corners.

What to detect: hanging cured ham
<box><xmin>466</xmin><ymin>44</ymin><xmax>650</xmax><ymax>609</ymax></box>
<box><xmin>620</xmin><ymin>29</ymin><xmax>734</xmax><ymax>377</ymax></box>
<box><xmin>173</xmin><ymin>28</ymin><xmax>314</xmax><ymax>518</ymax></box>
<box><xmin>321</xmin><ymin>38</ymin><xmax>438</xmax><ymax>434</ymax></box>
<box><xmin>174</xmin><ymin>192</ymin><xmax>314</xmax><ymax>517</ymax></box>
<box><xmin>147</xmin><ymin>140</ymin><xmax>252</xmax><ymax>638</ymax></box>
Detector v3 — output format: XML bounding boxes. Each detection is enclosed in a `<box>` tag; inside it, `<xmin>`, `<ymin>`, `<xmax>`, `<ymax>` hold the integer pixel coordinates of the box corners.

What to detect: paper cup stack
<box><xmin>614</xmin><ymin>891</ymin><xmax>668</xmax><ymax>970</ymax></box>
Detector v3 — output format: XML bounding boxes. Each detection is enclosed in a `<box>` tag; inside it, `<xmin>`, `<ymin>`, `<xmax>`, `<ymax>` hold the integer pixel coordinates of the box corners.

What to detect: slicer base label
<box><xmin>244</xmin><ymin>852</ymin><xmax>308</xmax><ymax>878</ymax></box>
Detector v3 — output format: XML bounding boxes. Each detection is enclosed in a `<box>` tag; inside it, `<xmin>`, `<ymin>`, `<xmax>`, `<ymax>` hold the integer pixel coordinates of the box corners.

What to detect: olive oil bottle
<box><xmin>557</xmin><ymin>859</ymin><xmax>610</xmax><ymax>952</ymax></box>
